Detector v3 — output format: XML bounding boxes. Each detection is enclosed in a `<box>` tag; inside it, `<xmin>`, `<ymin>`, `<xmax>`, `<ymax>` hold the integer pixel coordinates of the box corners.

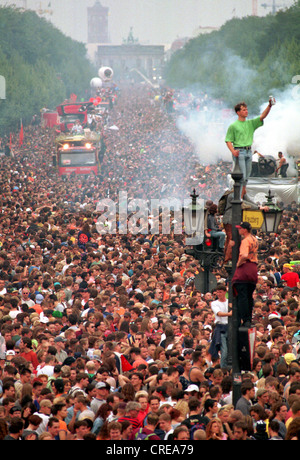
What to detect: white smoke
<box><xmin>176</xmin><ymin>83</ymin><xmax>300</xmax><ymax>175</ymax></box>
<box><xmin>174</xmin><ymin>48</ymin><xmax>257</xmax><ymax>165</ymax></box>
<box><xmin>254</xmin><ymin>86</ymin><xmax>300</xmax><ymax>157</ymax></box>
<box><xmin>253</xmin><ymin>85</ymin><xmax>300</xmax><ymax>176</ymax></box>
<box><xmin>176</xmin><ymin>109</ymin><xmax>232</xmax><ymax>165</ymax></box>
<box><xmin>173</xmin><ymin>41</ymin><xmax>300</xmax><ymax>176</ymax></box>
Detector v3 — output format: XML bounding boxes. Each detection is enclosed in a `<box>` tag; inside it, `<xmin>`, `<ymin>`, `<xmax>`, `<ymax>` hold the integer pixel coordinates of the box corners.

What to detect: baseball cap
<box><xmin>35</xmin><ymin>293</ymin><xmax>44</xmax><ymax>304</ymax></box>
<box><xmin>54</xmin><ymin>336</ymin><xmax>66</xmax><ymax>343</ymax></box>
<box><xmin>6</xmin><ymin>350</ymin><xmax>15</xmax><ymax>356</ymax></box>
<box><xmin>236</xmin><ymin>222</ymin><xmax>251</xmax><ymax>230</ymax></box>
<box><xmin>95</xmin><ymin>382</ymin><xmax>106</xmax><ymax>389</ymax></box>
<box><xmin>185</xmin><ymin>384</ymin><xmax>199</xmax><ymax>392</ymax></box>
<box><xmin>268</xmin><ymin>312</ymin><xmax>281</xmax><ymax>320</ymax></box>
<box><xmin>95</xmin><ymin>382</ymin><xmax>110</xmax><ymax>390</ymax></box>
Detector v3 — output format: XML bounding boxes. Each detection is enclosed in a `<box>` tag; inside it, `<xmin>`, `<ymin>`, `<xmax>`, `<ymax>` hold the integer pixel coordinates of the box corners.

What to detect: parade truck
<box><xmin>54</xmin><ymin>131</ymin><xmax>102</xmax><ymax>176</ymax></box>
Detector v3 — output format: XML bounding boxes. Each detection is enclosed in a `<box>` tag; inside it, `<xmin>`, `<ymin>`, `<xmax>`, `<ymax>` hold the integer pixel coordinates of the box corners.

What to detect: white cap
<box><xmin>185</xmin><ymin>384</ymin><xmax>199</xmax><ymax>392</ymax></box>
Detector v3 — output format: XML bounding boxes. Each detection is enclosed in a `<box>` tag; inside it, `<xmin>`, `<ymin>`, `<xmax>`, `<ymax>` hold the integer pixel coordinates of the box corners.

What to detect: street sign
<box><xmin>242</xmin><ymin>210</ymin><xmax>264</xmax><ymax>229</ymax></box>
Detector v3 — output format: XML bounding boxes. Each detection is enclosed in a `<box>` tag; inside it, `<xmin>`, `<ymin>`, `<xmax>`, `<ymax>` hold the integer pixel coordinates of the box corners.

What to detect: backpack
<box><xmin>218</xmin><ymin>189</ymin><xmax>232</xmax><ymax>215</ymax></box>
<box><xmin>134</xmin><ymin>428</ymin><xmax>157</xmax><ymax>440</ymax></box>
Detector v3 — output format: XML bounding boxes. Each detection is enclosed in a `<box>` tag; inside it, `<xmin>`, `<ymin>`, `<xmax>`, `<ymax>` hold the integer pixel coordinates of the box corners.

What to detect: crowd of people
<box><xmin>0</xmin><ymin>82</ymin><xmax>299</xmax><ymax>441</ymax></box>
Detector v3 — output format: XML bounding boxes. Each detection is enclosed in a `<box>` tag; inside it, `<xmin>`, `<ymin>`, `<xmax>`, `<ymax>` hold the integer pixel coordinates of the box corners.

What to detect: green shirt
<box><xmin>225</xmin><ymin>116</ymin><xmax>263</xmax><ymax>148</ymax></box>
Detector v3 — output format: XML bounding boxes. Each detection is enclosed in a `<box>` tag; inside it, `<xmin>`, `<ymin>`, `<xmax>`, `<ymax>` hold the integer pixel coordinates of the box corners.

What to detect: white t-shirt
<box><xmin>211</xmin><ymin>299</ymin><xmax>229</xmax><ymax>325</ymax></box>
<box><xmin>34</xmin><ymin>412</ymin><xmax>49</xmax><ymax>435</ymax></box>
<box><xmin>9</xmin><ymin>309</ymin><xmax>21</xmax><ymax>319</ymax></box>
<box><xmin>37</xmin><ymin>365</ymin><xmax>54</xmax><ymax>377</ymax></box>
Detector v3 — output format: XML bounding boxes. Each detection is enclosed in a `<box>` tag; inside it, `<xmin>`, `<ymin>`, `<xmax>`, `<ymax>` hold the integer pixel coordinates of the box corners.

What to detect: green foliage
<box><xmin>165</xmin><ymin>2</ymin><xmax>300</xmax><ymax>112</ymax></box>
<box><xmin>0</xmin><ymin>6</ymin><xmax>97</xmax><ymax>134</ymax></box>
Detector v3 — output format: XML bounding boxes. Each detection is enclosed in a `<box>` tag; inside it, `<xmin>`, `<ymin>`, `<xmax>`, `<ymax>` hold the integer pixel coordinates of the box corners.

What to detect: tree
<box><xmin>0</xmin><ymin>6</ymin><xmax>96</xmax><ymax>135</ymax></box>
<box><xmin>165</xmin><ymin>2</ymin><xmax>300</xmax><ymax>112</ymax></box>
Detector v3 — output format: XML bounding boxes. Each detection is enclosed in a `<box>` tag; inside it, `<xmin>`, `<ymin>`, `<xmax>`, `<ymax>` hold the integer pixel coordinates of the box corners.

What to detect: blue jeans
<box><xmin>210</xmin><ymin>230</ymin><xmax>225</xmax><ymax>249</ymax></box>
<box><xmin>233</xmin><ymin>148</ymin><xmax>252</xmax><ymax>186</ymax></box>
<box><xmin>220</xmin><ymin>328</ymin><xmax>229</xmax><ymax>368</ymax></box>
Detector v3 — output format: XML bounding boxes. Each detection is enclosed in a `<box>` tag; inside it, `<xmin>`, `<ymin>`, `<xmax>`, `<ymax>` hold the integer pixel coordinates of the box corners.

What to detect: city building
<box><xmin>95</xmin><ymin>28</ymin><xmax>165</xmax><ymax>81</ymax></box>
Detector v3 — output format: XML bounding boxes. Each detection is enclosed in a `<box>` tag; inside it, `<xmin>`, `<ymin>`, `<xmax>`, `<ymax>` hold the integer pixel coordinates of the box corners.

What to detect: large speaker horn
<box><xmin>251</xmin><ymin>155</ymin><xmax>276</xmax><ymax>177</ymax></box>
<box><xmin>258</xmin><ymin>155</ymin><xmax>276</xmax><ymax>176</ymax></box>
<box><xmin>98</xmin><ymin>67</ymin><xmax>114</xmax><ymax>82</ymax></box>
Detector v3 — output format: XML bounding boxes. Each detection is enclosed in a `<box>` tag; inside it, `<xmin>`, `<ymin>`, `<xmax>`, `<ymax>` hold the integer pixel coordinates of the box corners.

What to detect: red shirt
<box><xmin>20</xmin><ymin>350</ymin><xmax>39</xmax><ymax>369</ymax></box>
<box><xmin>117</xmin><ymin>415</ymin><xmax>141</xmax><ymax>430</ymax></box>
<box><xmin>137</xmin><ymin>406</ymin><xmax>149</xmax><ymax>425</ymax></box>
<box><xmin>281</xmin><ymin>271</ymin><xmax>299</xmax><ymax>288</ymax></box>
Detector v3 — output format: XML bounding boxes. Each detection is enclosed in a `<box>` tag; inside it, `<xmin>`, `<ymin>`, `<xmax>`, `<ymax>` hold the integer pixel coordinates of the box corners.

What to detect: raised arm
<box><xmin>260</xmin><ymin>99</ymin><xmax>273</xmax><ymax>121</ymax></box>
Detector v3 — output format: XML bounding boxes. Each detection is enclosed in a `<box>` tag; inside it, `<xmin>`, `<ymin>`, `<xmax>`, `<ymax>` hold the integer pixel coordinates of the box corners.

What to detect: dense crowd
<box><xmin>0</xmin><ymin>83</ymin><xmax>299</xmax><ymax>441</ymax></box>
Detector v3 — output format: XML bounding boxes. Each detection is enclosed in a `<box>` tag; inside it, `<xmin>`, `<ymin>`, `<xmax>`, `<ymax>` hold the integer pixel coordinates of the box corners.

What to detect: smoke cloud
<box><xmin>174</xmin><ymin>48</ymin><xmax>258</xmax><ymax>165</ymax></box>
<box><xmin>176</xmin><ymin>107</ymin><xmax>232</xmax><ymax>165</ymax></box>
<box><xmin>253</xmin><ymin>85</ymin><xmax>300</xmax><ymax>175</ymax></box>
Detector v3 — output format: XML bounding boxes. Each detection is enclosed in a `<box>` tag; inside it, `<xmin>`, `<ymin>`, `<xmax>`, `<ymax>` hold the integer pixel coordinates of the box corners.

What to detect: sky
<box><xmin>0</xmin><ymin>0</ymin><xmax>296</xmax><ymax>45</ymax></box>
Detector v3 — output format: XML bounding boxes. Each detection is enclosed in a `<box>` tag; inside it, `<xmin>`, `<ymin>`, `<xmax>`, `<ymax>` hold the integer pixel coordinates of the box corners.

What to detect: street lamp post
<box><xmin>227</xmin><ymin>158</ymin><xmax>243</xmax><ymax>406</ymax></box>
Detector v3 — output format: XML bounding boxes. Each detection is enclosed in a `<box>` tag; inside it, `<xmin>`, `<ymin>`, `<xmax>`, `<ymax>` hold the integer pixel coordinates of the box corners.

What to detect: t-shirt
<box><xmin>238</xmin><ymin>233</ymin><xmax>258</xmax><ymax>264</ymax></box>
<box><xmin>20</xmin><ymin>350</ymin><xmax>39</xmax><ymax>369</ymax></box>
<box><xmin>132</xmin><ymin>356</ymin><xmax>149</xmax><ymax>369</ymax></box>
<box><xmin>34</xmin><ymin>412</ymin><xmax>50</xmax><ymax>435</ymax></box>
<box><xmin>281</xmin><ymin>271</ymin><xmax>299</xmax><ymax>288</ymax></box>
<box><xmin>235</xmin><ymin>396</ymin><xmax>252</xmax><ymax>415</ymax></box>
<box><xmin>58</xmin><ymin>419</ymin><xmax>69</xmax><ymax>437</ymax></box>
<box><xmin>211</xmin><ymin>299</ymin><xmax>229</xmax><ymax>325</ymax></box>
<box><xmin>91</xmin><ymin>398</ymin><xmax>106</xmax><ymax>414</ymax></box>
<box><xmin>118</xmin><ymin>415</ymin><xmax>141</xmax><ymax>430</ymax></box>
<box><xmin>77</xmin><ymin>231</ymin><xmax>91</xmax><ymax>247</ymax></box>
<box><xmin>181</xmin><ymin>413</ymin><xmax>210</xmax><ymax>431</ymax></box>
<box><xmin>225</xmin><ymin>117</ymin><xmax>263</xmax><ymax>148</ymax></box>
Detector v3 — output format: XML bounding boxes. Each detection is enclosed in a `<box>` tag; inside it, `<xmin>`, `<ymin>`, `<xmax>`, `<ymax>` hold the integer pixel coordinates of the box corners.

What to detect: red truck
<box><xmin>54</xmin><ymin>132</ymin><xmax>101</xmax><ymax>176</ymax></box>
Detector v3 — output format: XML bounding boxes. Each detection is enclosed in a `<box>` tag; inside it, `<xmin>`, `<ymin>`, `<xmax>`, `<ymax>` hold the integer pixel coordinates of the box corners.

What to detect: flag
<box><xmin>114</xmin><ymin>352</ymin><xmax>133</xmax><ymax>372</ymax></box>
<box><xmin>19</xmin><ymin>120</ymin><xmax>24</xmax><ymax>146</ymax></box>
<box><xmin>9</xmin><ymin>133</ymin><xmax>12</xmax><ymax>149</ymax></box>
<box><xmin>120</xmin><ymin>354</ymin><xmax>133</xmax><ymax>372</ymax></box>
